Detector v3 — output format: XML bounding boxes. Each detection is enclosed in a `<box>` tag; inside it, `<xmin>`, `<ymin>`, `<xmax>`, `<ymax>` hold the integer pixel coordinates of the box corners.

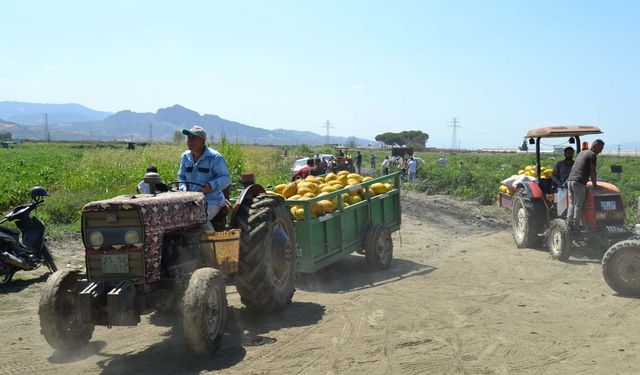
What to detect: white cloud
<box><xmin>350</xmin><ymin>83</ymin><xmax>364</xmax><ymax>91</ymax></box>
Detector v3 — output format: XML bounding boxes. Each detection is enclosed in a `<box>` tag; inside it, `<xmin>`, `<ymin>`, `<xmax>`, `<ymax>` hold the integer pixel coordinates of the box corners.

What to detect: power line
<box><xmin>44</xmin><ymin>113</ymin><xmax>50</xmax><ymax>142</ymax></box>
<box><xmin>322</xmin><ymin>120</ymin><xmax>334</xmax><ymax>145</ymax></box>
<box><xmin>448</xmin><ymin>117</ymin><xmax>461</xmax><ymax>149</ymax></box>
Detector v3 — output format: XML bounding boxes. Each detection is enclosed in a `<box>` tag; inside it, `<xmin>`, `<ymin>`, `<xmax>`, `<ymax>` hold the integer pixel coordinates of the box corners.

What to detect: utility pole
<box><xmin>44</xmin><ymin>113</ymin><xmax>50</xmax><ymax>142</ymax></box>
<box><xmin>149</xmin><ymin>122</ymin><xmax>152</xmax><ymax>143</ymax></box>
<box><xmin>617</xmin><ymin>144</ymin><xmax>621</xmax><ymax>157</ymax></box>
<box><xmin>322</xmin><ymin>120</ymin><xmax>334</xmax><ymax>145</ymax></box>
<box><xmin>449</xmin><ymin>118</ymin><xmax>461</xmax><ymax>149</ymax></box>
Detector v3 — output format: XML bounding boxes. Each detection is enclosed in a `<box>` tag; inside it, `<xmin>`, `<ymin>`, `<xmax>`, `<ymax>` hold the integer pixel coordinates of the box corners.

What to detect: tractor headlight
<box><xmin>124</xmin><ymin>230</ymin><xmax>140</xmax><ymax>244</ymax></box>
<box><xmin>89</xmin><ymin>231</ymin><xmax>104</xmax><ymax>247</ymax></box>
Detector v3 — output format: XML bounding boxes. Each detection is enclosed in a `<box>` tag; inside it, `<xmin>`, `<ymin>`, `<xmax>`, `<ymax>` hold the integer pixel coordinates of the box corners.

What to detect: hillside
<box><xmin>0</xmin><ymin>102</ymin><xmax>374</xmax><ymax>146</ymax></box>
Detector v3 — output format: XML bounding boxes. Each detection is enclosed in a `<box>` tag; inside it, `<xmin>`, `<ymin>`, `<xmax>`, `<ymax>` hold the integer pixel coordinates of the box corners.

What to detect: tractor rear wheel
<box><xmin>236</xmin><ymin>194</ymin><xmax>296</xmax><ymax>312</ymax></box>
<box><xmin>602</xmin><ymin>240</ymin><xmax>640</xmax><ymax>296</ymax></box>
<box><xmin>364</xmin><ymin>224</ymin><xmax>393</xmax><ymax>271</ymax></box>
<box><xmin>39</xmin><ymin>270</ymin><xmax>94</xmax><ymax>351</ymax></box>
<box><xmin>548</xmin><ymin>219</ymin><xmax>571</xmax><ymax>261</ymax></box>
<box><xmin>512</xmin><ymin>189</ymin><xmax>544</xmax><ymax>248</ymax></box>
<box><xmin>182</xmin><ymin>268</ymin><xmax>227</xmax><ymax>355</ymax></box>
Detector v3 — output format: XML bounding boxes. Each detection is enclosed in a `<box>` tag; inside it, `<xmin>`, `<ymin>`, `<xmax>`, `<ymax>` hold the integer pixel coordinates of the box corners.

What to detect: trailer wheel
<box><xmin>512</xmin><ymin>190</ymin><xmax>544</xmax><ymax>248</ymax></box>
<box><xmin>365</xmin><ymin>224</ymin><xmax>393</xmax><ymax>271</ymax></box>
<box><xmin>548</xmin><ymin>219</ymin><xmax>571</xmax><ymax>261</ymax></box>
<box><xmin>39</xmin><ymin>270</ymin><xmax>94</xmax><ymax>351</ymax></box>
<box><xmin>602</xmin><ymin>240</ymin><xmax>640</xmax><ymax>296</ymax></box>
<box><xmin>236</xmin><ymin>194</ymin><xmax>296</xmax><ymax>312</ymax></box>
<box><xmin>182</xmin><ymin>268</ymin><xmax>227</xmax><ymax>355</ymax></box>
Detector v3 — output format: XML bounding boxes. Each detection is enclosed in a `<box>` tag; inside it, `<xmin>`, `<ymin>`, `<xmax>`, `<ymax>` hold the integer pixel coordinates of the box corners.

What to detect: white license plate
<box><xmin>600</xmin><ymin>201</ymin><xmax>617</xmax><ymax>211</ymax></box>
<box><xmin>606</xmin><ymin>226</ymin><xmax>627</xmax><ymax>234</ymax></box>
<box><xmin>101</xmin><ymin>253</ymin><xmax>129</xmax><ymax>273</ymax></box>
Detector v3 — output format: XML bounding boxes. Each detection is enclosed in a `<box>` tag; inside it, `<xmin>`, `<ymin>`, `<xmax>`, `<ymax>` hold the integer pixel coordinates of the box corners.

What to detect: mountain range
<box><xmin>0</xmin><ymin>101</ymin><xmax>374</xmax><ymax>146</ymax></box>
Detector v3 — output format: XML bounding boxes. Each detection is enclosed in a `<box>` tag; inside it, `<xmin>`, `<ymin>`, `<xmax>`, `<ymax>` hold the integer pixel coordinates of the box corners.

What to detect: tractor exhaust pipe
<box><xmin>0</xmin><ymin>251</ymin><xmax>32</xmax><ymax>270</ymax></box>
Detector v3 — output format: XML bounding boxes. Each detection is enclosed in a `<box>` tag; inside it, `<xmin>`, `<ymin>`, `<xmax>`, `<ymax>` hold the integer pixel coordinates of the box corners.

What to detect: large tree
<box><xmin>375</xmin><ymin>130</ymin><xmax>429</xmax><ymax>151</ymax></box>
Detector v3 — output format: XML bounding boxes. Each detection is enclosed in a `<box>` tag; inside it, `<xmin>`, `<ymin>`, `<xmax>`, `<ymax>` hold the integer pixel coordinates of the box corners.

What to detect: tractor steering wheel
<box><xmin>166</xmin><ymin>181</ymin><xmax>206</xmax><ymax>192</ymax></box>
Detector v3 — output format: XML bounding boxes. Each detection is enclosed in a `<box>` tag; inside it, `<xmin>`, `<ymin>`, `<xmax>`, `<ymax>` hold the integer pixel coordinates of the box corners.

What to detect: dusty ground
<box><xmin>2</xmin><ymin>191</ymin><xmax>639</xmax><ymax>375</ymax></box>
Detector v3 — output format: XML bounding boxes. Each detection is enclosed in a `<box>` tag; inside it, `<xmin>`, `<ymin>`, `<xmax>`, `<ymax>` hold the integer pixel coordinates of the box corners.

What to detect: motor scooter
<box><xmin>0</xmin><ymin>186</ymin><xmax>57</xmax><ymax>284</ymax></box>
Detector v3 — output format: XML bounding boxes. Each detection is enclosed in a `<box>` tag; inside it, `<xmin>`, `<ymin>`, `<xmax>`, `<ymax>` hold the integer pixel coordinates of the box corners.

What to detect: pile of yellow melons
<box><xmin>498</xmin><ymin>164</ymin><xmax>553</xmax><ymax>196</ymax></box>
<box><xmin>517</xmin><ymin>165</ymin><xmax>552</xmax><ymax>179</ymax></box>
<box><xmin>267</xmin><ymin>171</ymin><xmax>394</xmax><ymax>221</ymax></box>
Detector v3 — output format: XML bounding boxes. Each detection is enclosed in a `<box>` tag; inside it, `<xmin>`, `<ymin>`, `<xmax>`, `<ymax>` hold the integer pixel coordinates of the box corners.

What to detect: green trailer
<box><xmin>285</xmin><ymin>172</ymin><xmax>402</xmax><ymax>273</ymax></box>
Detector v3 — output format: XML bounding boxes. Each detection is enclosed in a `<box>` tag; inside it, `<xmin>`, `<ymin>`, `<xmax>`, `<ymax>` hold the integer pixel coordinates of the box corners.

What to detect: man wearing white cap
<box><xmin>178</xmin><ymin>125</ymin><xmax>231</xmax><ymax>228</ymax></box>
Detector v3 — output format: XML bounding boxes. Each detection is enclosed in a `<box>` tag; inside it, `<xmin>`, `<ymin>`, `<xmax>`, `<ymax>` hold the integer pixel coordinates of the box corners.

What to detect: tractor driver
<box><xmin>566</xmin><ymin>139</ymin><xmax>605</xmax><ymax>230</ymax></box>
<box><xmin>179</xmin><ymin>125</ymin><xmax>231</xmax><ymax>229</ymax></box>
<box><xmin>551</xmin><ymin>147</ymin><xmax>575</xmax><ymax>188</ymax></box>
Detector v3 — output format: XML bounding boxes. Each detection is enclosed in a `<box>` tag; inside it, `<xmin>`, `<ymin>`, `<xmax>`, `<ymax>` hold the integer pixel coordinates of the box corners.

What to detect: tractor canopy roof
<box><xmin>526</xmin><ymin>125</ymin><xmax>602</xmax><ymax>138</ymax></box>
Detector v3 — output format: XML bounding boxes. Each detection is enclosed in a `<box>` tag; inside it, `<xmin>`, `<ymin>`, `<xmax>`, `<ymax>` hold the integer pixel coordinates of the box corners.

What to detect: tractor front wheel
<box><xmin>512</xmin><ymin>190</ymin><xmax>544</xmax><ymax>248</ymax></box>
<box><xmin>236</xmin><ymin>194</ymin><xmax>296</xmax><ymax>312</ymax></box>
<box><xmin>39</xmin><ymin>270</ymin><xmax>94</xmax><ymax>351</ymax></box>
<box><xmin>548</xmin><ymin>219</ymin><xmax>571</xmax><ymax>261</ymax></box>
<box><xmin>602</xmin><ymin>240</ymin><xmax>640</xmax><ymax>296</ymax></box>
<box><xmin>182</xmin><ymin>268</ymin><xmax>228</xmax><ymax>355</ymax></box>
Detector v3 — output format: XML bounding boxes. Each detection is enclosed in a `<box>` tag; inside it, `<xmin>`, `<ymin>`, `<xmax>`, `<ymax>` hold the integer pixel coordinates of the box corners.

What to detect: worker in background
<box><xmin>438</xmin><ymin>154</ymin><xmax>448</xmax><ymax>167</ymax></box>
<box><xmin>370</xmin><ymin>153</ymin><xmax>376</xmax><ymax>169</ymax></box>
<box><xmin>356</xmin><ymin>151</ymin><xmax>362</xmax><ymax>174</ymax></box>
<box><xmin>291</xmin><ymin>158</ymin><xmax>316</xmax><ymax>181</ymax></box>
<box><xmin>407</xmin><ymin>156</ymin><xmax>417</xmax><ymax>183</ymax></box>
<box><xmin>382</xmin><ymin>156</ymin><xmax>390</xmax><ymax>175</ymax></box>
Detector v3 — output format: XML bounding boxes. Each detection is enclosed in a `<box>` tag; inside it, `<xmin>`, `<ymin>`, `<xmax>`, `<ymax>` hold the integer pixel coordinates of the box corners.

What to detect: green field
<box><xmin>1</xmin><ymin>142</ymin><xmax>639</xmax><ymax>236</ymax></box>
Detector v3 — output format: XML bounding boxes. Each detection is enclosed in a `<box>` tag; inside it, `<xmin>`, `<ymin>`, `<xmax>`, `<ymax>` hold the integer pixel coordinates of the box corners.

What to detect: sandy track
<box><xmin>1</xmin><ymin>191</ymin><xmax>639</xmax><ymax>374</ymax></box>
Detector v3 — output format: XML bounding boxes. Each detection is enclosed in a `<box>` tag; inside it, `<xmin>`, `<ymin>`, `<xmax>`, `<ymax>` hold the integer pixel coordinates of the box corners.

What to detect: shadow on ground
<box><xmin>52</xmin><ymin>301</ymin><xmax>325</xmax><ymax>374</ymax></box>
<box><xmin>0</xmin><ymin>273</ymin><xmax>49</xmax><ymax>294</ymax></box>
<box><xmin>296</xmin><ymin>254</ymin><xmax>436</xmax><ymax>293</ymax></box>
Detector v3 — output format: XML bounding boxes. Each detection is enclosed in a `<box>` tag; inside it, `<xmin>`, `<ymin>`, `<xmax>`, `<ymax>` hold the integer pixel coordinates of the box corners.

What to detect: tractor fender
<box><xmin>230</xmin><ymin>184</ymin><xmax>266</xmax><ymax>227</ymax></box>
<box><xmin>517</xmin><ymin>180</ymin><xmax>544</xmax><ymax>200</ymax></box>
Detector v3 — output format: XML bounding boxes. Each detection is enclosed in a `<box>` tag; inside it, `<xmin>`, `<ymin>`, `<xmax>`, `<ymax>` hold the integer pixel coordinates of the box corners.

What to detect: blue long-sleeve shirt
<box><xmin>178</xmin><ymin>147</ymin><xmax>231</xmax><ymax>207</ymax></box>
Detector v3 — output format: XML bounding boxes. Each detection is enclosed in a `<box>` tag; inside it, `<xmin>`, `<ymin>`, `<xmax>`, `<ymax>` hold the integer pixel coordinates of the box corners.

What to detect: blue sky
<box><xmin>1</xmin><ymin>0</ymin><xmax>639</xmax><ymax>149</ymax></box>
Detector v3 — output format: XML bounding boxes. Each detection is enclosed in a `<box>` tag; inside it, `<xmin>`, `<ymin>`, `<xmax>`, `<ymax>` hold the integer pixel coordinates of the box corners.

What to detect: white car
<box><xmin>292</xmin><ymin>154</ymin><xmax>334</xmax><ymax>172</ymax></box>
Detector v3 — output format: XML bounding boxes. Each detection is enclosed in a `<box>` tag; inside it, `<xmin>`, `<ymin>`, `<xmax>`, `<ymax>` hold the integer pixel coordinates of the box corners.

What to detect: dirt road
<box><xmin>2</xmin><ymin>192</ymin><xmax>639</xmax><ymax>374</ymax></box>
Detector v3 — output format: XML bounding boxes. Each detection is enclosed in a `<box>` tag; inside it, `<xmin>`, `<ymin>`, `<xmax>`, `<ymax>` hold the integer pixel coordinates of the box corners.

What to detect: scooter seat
<box><xmin>0</xmin><ymin>226</ymin><xmax>20</xmax><ymax>244</ymax></box>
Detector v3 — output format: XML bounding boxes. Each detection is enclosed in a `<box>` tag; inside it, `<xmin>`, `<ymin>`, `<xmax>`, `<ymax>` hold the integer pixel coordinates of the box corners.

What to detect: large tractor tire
<box><xmin>602</xmin><ymin>240</ymin><xmax>640</xmax><ymax>296</ymax></box>
<box><xmin>512</xmin><ymin>189</ymin><xmax>544</xmax><ymax>248</ymax></box>
<box><xmin>39</xmin><ymin>270</ymin><xmax>94</xmax><ymax>351</ymax></box>
<box><xmin>364</xmin><ymin>224</ymin><xmax>393</xmax><ymax>271</ymax></box>
<box><xmin>548</xmin><ymin>219</ymin><xmax>571</xmax><ymax>261</ymax></box>
<box><xmin>236</xmin><ymin>193</ymin><xmax>296</xmax><ymax>312</ymax></box>
<box><xmin>182</xmin><ymin>268</ymin><xmax>227</xmax><ymax>355</ymax></box>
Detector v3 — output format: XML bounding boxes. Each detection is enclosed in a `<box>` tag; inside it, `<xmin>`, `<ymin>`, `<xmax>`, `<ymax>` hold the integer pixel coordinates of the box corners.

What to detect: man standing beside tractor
<box><xmin>566</xmin><ymin>139</ymin><xmax>604</xmax><ymax>230</ymax></box>
<box><xmin>179</xmin><ymin>125</ymin><xmax>231</xmax><ymax>229</ymax></box>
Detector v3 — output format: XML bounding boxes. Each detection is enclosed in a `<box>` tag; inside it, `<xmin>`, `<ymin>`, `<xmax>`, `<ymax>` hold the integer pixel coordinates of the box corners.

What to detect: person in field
<box><xmin>178</xmin><ymin>125</ymin><xmax>231</xmax><ymax>229</ymax></box>
<box><xmin>407</xmin><ymin>156</ymin><xmax>418</xmax><ymax>183</ymax></box>
<box><xmin>566</xmin><ymin>139</ymin><xmax>604</xmax><ymax>230</ymax></box>
<box><xmin>382</xmin><ymin>156</ymin><xmax>390</xmax><ymax>175</ymax></box>
<box><xmin>291</xmin><ymin>158</ymin><xmax>316</xmax><ymax>181</ymax></box>
<box><xmin>355</xmin><ymin>151</ymin><xmax>362</xmax><ymax>174</ymax></box>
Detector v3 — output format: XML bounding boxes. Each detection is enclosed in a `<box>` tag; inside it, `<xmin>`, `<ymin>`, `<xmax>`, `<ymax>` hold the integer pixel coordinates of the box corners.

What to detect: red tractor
<box><xmin>499</xmin><ymin>126</ymin><xmax>630</xmax><ymax>260</ymax></box>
